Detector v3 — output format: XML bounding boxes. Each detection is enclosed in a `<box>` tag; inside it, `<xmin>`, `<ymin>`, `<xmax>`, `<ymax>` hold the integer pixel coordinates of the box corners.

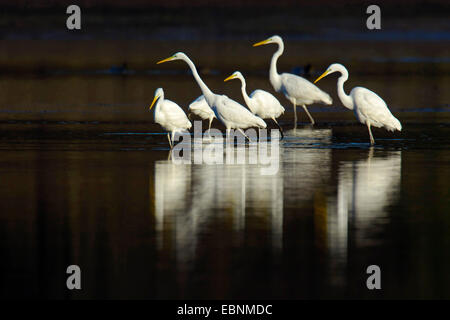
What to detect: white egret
<box><xmin>188</xmin><ymin>95</ymin><xmax>216</xmax><ymax>132</ymax></box>
<box><xmin>314</xmin><ymin>63</ymin><xmax>402</xmax><ymax>145</ymax></box>
<box><xmin>224</xmin><ymin>71</ymin><xmax>285</xmax><ymax>138</ymax></box>
<box><xmin>149</xmin><ymin>88</ymin><xmax>192</xmax><ymax>148</ymax></box>
<box><xmin>253</xmin><ymin>35</ymin><xmax>332</xmax><ymax>126</ymax></box>
<box><xmin>157</xmin><ymin>52</ymin><xmax>266</xmax><ymax>141</ymax></box>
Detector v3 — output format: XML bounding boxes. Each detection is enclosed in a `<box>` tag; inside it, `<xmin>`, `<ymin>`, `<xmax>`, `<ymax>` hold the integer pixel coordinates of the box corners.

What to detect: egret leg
<box><xmin>171</xmin><ymin>131</ymin><xmax>176</xmax><ymax>148</ymax></box>
<box><xmin>238</xmin><ymin>128</ymin><xmax>252</xmax><ymax>143</ymax></box>
<box><xmin>272</xmin><ymin>118</ymin><xmax>284</xmax><ymax>140</ymax></box>
<box><xmin>188</xmin><ymin>113</ymin><xmax>193</xmax><ymax>121</ymax></box>
<box><xmin>208</xmin><ymin>117</ymin><xmax>213</xmax><ymax>131</ymax></box>
<box><xmin>367</xmin><ymin>122</ymin><xmax>375</xmax><ymax>145</ymax></box>
<box><xmin>368</xmin><ymin>146</ymin><xmax>374</xmax><ymax>162</ymax></box>
<box><xmin>293</xmin><ymin>99</ymin><xmax>297</xmax><ymax>129</ymax></box>
<box><xmin>302</xmin><ymin>104</ymin><xmax>315</xmax><ymax>125</ymax></box>
<box><xmin>207</xmin><ymin>117</ymin><xmax>213</xmax><ymax>137</ymax></box>
<box><xmin>226</xmin><ymin>128</ymin><xmax>231</xmax><ymax>143</ymax></box>
<box><xmin>167</xmin><ymin>133</ymin><xmax>173</xmax><ymax>149</ymax></box>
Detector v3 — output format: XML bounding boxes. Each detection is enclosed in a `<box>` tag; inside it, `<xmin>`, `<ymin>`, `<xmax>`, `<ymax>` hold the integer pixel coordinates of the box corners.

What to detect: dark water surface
<box><xmin>0</xmin><ymin>67</ymin><xmax>449</xmax><ymax>299</ymax></box>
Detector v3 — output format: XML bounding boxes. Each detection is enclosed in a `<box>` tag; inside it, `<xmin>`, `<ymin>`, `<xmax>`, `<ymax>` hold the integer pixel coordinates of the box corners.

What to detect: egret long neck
<box><xmin>183</xmin><ymin>56</ymin><xmax>215</xmax><ymax>103</ymax></box>
<box><xmin>337</xmin><ymin>71</ymin><xmax>354</xmax><ymax>110</ymax></box>
<box><xmin>269</xmin><ymin>42</ymin><xmax>283</xmax><ymax>91</ymax></box>
<box><xmin>239</xmin><ymin>77</ymin><xmax>254</xmax><ymax>112</ymax></box>
<box><xmin>154</xmin><ymin>95</ymin><xmax>163</xmax><ymax>119</ymax></box>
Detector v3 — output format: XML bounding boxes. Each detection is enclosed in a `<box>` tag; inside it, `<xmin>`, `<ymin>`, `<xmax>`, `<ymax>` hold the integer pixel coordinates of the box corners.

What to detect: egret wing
<box><xmin>280</xmin><ymin>73</ymin><xmax>330</xmax><ymax>103</ymax></box>
<box><xmin>162</xmin><ymin>100</ymin><xmax>192</xmax><ymax>130</ymax></box>
<box><xmin>215</xmin><ymin>95</ymin><xmax>265</xmax><ymax>128</ymax></box>
<box><xmin>352</xmin><ymin>87</ymin><xmax>399</xmax><ymax>130</ymax></box>
<box><xmin>189</xmin><ymin>95</ymin><xmax>205</xmax><ymax>108</ymax></box>
<box><xmin>251</xmin><ymin>90</ymin><xmax>285</xmax><ymax>118</ymax></box>
<box><xmin>189</xmin><ymin>95</ymin><xmax>215</xmax><ymax>119</ymax></box>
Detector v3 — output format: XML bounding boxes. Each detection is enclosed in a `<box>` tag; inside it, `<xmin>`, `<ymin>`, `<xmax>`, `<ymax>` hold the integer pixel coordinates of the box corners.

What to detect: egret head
<box><xmin>224</xmin><ymin>71</ymin><xmax>243</xmax><ymax>82</ymax></box>
<box><xmin>156</xmin><ymin>52</ymin><xmax>188</xmax><ymax>64</ymax></box>
<box><xmin>314</xmin><ymin>63</ymin><xmax>346</xmax><ymax>84</ymax></box>
<box><xmin>253</xmin><ymin>35</ymin><xmax>282</xmax><ymax>47</ymax></box>
<box><xmin>149</xmin><ymin>88</ymin><xmax>164</xmax><ymax>110</ymax></box>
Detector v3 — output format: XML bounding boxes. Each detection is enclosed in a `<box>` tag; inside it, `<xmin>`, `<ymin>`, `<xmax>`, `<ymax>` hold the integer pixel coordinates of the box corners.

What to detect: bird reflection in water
<box><xmin>150</xmin><ymin>131</ymin><xmax>337</xmax><ymax>272</ymax></box>
<box><xmin>284</xmin><ymin>126</ymin><xmax>333</xmax><ymax>146</ymax></box>
<box><xmin>152</xmin><ymin>143</ymin><xmax>285</xmax><ymax>269</ymax></box>
<box><xmin>325</xmin><ymin>149</ymin><xmax>402</xmax><ymax>286</ymax></box>
<box><xmin>150</xmin><ymin>129</ymin><xmax>402</xmax><ymax>291</ymax></box>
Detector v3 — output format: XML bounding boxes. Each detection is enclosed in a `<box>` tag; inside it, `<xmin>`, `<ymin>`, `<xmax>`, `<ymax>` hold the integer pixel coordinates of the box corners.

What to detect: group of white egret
<box><xmin>149</xmin><ymin>35</ymin><xmax>402</xmax><ymax>148</ymax></box>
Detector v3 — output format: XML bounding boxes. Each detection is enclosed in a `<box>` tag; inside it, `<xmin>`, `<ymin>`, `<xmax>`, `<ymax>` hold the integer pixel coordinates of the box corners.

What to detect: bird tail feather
<box><xmin>393</xmin><ymin>117</ymin><xmax>402</xmax><ymax>131</ymax></box>
<box><xmin>256</xmin><ymin>116</ymin><xmax>267</xmax><ymax>129</ymax></box>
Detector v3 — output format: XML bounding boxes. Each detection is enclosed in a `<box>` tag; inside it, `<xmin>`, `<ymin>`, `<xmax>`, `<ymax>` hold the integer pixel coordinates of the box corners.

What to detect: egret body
<box><xmin>149</xmin><ymin>88</ymin><xmax>192</xmax><ymax>148</ymax></box>
<box><xmin>188</xmin><ymin>95</ymin><xmax>216</xmax><ymax>132</ymax></box>
<box><xmin>253</xmin><ymin>35</ymin><xmax>332</xmax><ymax>127</ymax></box>
<box><xmin>314</xmin><ymin>63</ymin><xmax>402</xmax><ymax>145</ymax></box>
<box><xmin>224</xmin><ymin>71</ymin><xmax>285</xmax><ymax>138</ymax></box>
<box><xmin>157</xmin><ymin>52</ymin><xmax>266</xmax><ymax>141</ymax></box>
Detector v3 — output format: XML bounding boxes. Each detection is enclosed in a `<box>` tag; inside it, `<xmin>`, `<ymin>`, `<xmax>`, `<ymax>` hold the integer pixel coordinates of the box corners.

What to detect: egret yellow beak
<box><xmin>149</xmin><ymin>95</ymin><xmax>159</xmax><ymax>110</ymax></box>
<box><xmin>157</xmin><ymin>56</ymin><xmax>175</xmax><ymax>64</ymax></box>
<box><xmin>314</xmin><ymin>70</ymin><xmax>330</xmax><ymax>84</ymax></box>
<box><xmin>253</xmin><ymin>39</ymin><xmax>271</xmax><ymax>47</ymax></box>
<box><xmin>224</xmin><ymin>74</ymin><xmax>237</xmax><ymax>82</ymax></box>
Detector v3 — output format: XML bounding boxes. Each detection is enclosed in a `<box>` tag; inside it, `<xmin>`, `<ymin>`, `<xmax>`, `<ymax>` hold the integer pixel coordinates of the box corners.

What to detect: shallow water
<box><xmin>0</xmin><ymin>119</ymin><xmax>449</xmax><ymax>299</ymax></box>
<box><xmin>0</xmin><ymin>59</ymin><xmax>450</xmax><ymax>299</ymax></box>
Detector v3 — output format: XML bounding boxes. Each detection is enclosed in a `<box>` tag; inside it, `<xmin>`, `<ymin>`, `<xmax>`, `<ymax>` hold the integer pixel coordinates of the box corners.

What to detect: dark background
<box><xmin>0</xmin><ymin>0</ymin><xmax>449</xmax><ymax>300</ymax></box>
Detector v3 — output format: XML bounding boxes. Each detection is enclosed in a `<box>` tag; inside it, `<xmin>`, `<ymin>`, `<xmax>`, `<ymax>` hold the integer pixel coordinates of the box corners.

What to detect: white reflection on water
<box><xmin>326</xmin><ymin>149</ymin><xmax>402</xmax><ymax>285</ymax></box>
<box><xmin>151</xmin><ymin>132</ymin><xmax>333</xmax><ymax>268</ymax></box>
<box><xmin>285</xmin><ymin>127</ymin><xmax>333</xmax><ymax>140</ymax></box>
<box><xmin>154</xmin><ymin>160</ymin><xmax>192</xmax><ymax>250</ymax></box>
<box><xmin>152</xmin><ymin>133</ymin><xmax>402</xmax><ymax>285</ymax></box>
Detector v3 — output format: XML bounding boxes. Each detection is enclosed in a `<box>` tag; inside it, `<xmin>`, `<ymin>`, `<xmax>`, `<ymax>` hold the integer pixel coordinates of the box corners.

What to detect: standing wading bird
<box><xmin>253</xmin><ymin>35</ymin><xmax>332</xmax><ymax>127</ymax></box>
<box><xmin>157</xmin><ymin>52</ymin><xmax>266</xmax><ymax>141</ymax></box>
<box><xmin>314</xmin><ymin>63</ymin><xmax>402</xmax><ymax>145</ymax></box>
<box><xmin>149</xmin><ymin>88</ymin><xmax>192</xmax><ymax>148</ymax></box>
<box><xmin>224</xmin><ymin>71</ymin><xmax>285</xmax><ymax>139</ymax></box>
<box><xmin>188</xmin><ymin>95</ymin><xmax>216</xmax><ymax>133</ymax></box>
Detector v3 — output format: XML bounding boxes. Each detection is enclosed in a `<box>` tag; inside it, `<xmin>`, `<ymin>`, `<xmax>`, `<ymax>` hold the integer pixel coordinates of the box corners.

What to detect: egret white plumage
<box><xmin>149</xmin><ymin>88</ymin><xmax>192</xmax><ymax>148</ymax></box>
<box><xmin>157</xmin><ymin>52</ymin><xmax>266</xmax><ymax>141</ymax></box>
<box><xmin>253</xmin><ymin>35</ymin><xmax>332</xmax><ymax>127</ymax></box>
<box><xmin>224</xmin><ymin>71</ymin><xmax>285</xmax><ymax>138</ymax></box>
<box><xmin>314</xmin><ymin>63</ymin><xmax>402</xmax><ymax>145</ymax></box>
<box><xmin>188</xmin><ymin>95</ymin><xmax>216</xmax><ymax>132</ymax></box>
